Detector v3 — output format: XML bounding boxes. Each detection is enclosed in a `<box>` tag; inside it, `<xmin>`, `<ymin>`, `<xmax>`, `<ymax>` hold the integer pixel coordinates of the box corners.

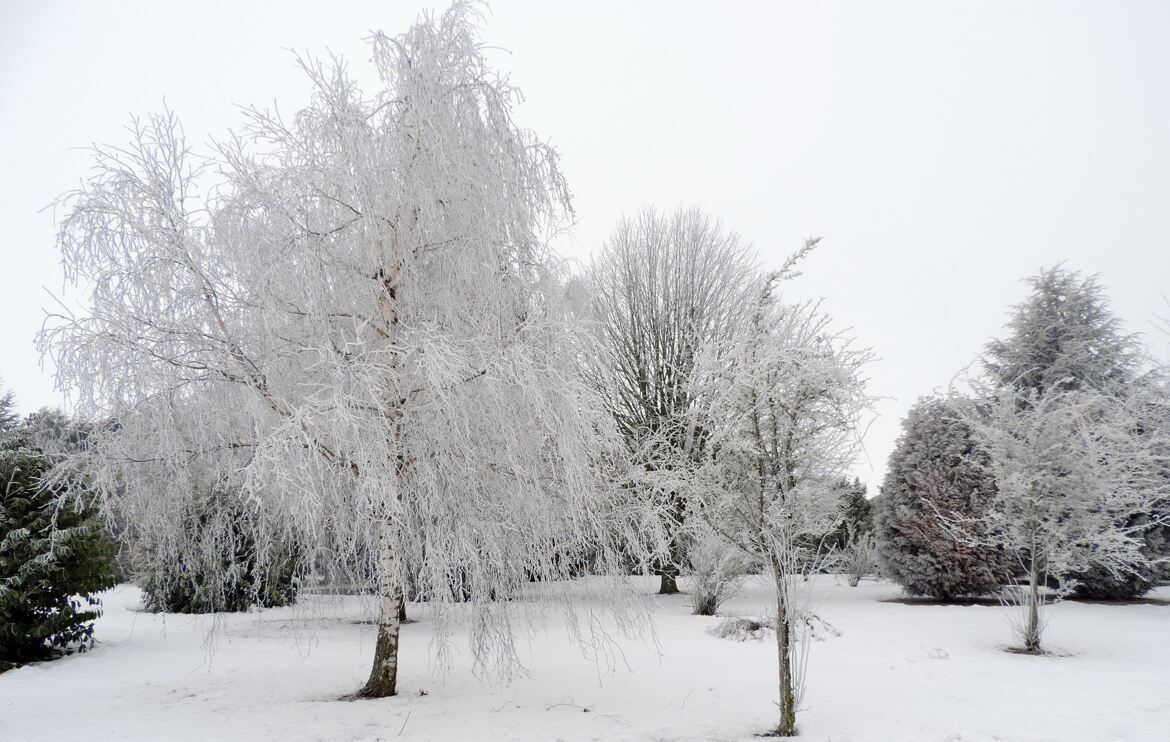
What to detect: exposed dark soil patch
<box><xmin>1062</xmin><ymin>596</ymin><xmax>1170</xmax><ymax>606</ymax></box>
<box><xmin>879</xmin><ymin>596</ymin><xmax>1002</xmax><ymax>607</ymax></box>
<box><xmin>881</xmin><ymin>595</ymin><xmax>1169</xmax><ymax>607</ymax></box>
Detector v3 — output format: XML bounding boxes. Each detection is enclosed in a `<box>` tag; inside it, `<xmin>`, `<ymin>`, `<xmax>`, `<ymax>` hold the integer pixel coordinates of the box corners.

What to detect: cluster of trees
<box><xmin>875</xmin><ymin>268</ymin><xmax>1170</xmax><ymax>652</ymax></box>
<box><xmin>42</xmin><ymin>4</ymin><xmax>657</xmax><ymax>701</ymax></box>
<box><xmin>13</xmin><ymin>2</ymin><xmax>1165</xmax><ymax>737</ymax></box>
<box><xmin>15</xmin><ymin>5</ymin><xmax>879</xmax><ymax>735</ymax></box>
<box><xmin>2</xmin><ymin>385</ymin><xmax>296</xmax><ymax>669</ymax></box>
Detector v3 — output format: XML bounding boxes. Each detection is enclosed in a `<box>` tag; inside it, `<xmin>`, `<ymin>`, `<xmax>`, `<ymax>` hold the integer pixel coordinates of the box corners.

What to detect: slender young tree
<box><xmin>43</xmin><ymin>4</ymin><xmax>661</xmax><ymax>699</ymax></box>
<box><xmin>983</xmin><ymin>266</ymin><xmax>1166</xmax><ymax>598</ymax></box>
<box><xmin>675</xmin><ymin>250</ymin><xmax>875</xmax><ymax>736</ymax></box>
<box><xmin>956</xmin><ymin>387</ymin><xmax>1169</xmax><ymax>653</ymax></box>
<box><xmin>589</xmin><ymin>206</ymin><xmax>758</xmax><ymax>593</ymax></box>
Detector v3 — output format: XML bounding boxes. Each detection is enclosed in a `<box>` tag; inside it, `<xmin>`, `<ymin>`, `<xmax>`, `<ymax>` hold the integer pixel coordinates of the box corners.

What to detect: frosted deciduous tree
<box><xmin>589</xmin><ymin>207</ymin><xmax>757</xmax><ymax>594</ymax></box>
<box><xmin>984</xmin><ymin>266</ymin><xmax>1167</xmax><ymax>598</ymax></box>
<box><xmin>874</xmin><ymin>397</ymin><xmax>1004</xmax><ymax>600</ymax></box>
<box><xmin>42</xmin><ymin>4</ymin><xmax>660</xmax><ymax>699</ymax></box>
<box><xmin>957</xmin><ymin>387</ymin><xmax>1170</xmax><ymax>653</ymax></box>
<box><xmin>680</xmin><ymin>251</ymin><xmax>874</xmax><ymax>736</ymax></box>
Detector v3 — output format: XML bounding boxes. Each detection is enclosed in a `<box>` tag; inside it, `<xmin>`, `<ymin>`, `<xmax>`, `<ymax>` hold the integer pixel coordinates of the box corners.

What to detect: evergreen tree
<box><xmin>825</xmin><ymin>478</ymin><xmax>872</xmax><ymax>551</ymax></box>
<box><xmin>0</xmin><ymin>429</ymin><xmax>118</xmax><ymax>671</ymax></box>
<box><xmin>984</xmin><ymin>267</ymin><xmax>1168</xmax><ymax>599</ymax></box>
<box><xmin>984</xmin><ymin>267</ymin><xmax>1142</xmax><ymax>395</ymax></box>
<box><xmin>0</xmin><ymin>385</ymin><xmax>17</xmax><ymax>433</ymax></box>
<box><xmin>828</xmin><ymin>479</ymin><xmax>877</xmax><ymax>586</ymax></box>
<box><xmin>875</xmin><ymin>397</ymin><xmax>1004</xmax><ymax>600</ymax></box>
<box><xmin>137</xmin><ymin>485</ymin><xmax>301</xmax><ymax>614</ymax></box>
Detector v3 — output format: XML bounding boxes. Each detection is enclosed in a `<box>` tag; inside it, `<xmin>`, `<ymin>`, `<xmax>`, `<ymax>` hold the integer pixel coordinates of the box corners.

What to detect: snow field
<box><xmin>2</xmin><ymin>577</ymin><xmax>1168</xmax><ymax>742</ymax></box>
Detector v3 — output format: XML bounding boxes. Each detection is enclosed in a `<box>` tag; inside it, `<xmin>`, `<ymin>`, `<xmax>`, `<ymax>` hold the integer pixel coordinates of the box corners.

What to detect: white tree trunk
<box><xmin>361</xmin><ymin>518</ymin><xmax>403</xmax><ymax>697</ymax></box>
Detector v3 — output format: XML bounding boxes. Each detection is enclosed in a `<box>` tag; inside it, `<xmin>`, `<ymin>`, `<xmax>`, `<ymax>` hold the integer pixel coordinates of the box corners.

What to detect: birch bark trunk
<box><xmin>360</xmin><ymin>523</ymin><xmax>403</xmax><ymax>697</ymax></box>
<box><xmin>359</xmin><ymin>242</ymin><xmax>406</xmax><ymax>698</ymax></box>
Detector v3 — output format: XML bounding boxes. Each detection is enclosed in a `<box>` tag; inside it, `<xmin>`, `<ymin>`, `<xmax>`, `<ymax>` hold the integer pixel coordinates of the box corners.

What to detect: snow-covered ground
<box><xmin>2</xmin><ymin>577</ymin><xmax>1168</xmax><ymax>741</ymax></box>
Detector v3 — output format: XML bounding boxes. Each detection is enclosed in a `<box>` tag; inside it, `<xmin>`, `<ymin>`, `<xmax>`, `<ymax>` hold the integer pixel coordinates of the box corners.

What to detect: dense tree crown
<box><xmin>589</xmin><ymin>207</ymin><xmax>758</xmax><ymax>593</ymax></box>
<box><xmin>982</xmin><ymin>266</ymin><xmax>1168</xmax><ymax>599</ymax></box>
<box><xmin>876</xmin><ymin>397</ymin><xmax>1003</xmax><ymax>600</ymax></box>
<box><xmin>42</xmin><ymin>3</ymin><xmax>662</xmax><ymax>696</ymax></box>
<box><xmin>590</xmin><ymin>207</ymin><xmax>758</xmax><ymax>449</ymax></box>
<box><xmin>826</xmin><ymin>478</ymin><xmax>871</xmax><ymax>550</ymax></box>
<box><xmin>984</xmin><ymin>267</ymin><xmax>1142</xmax><ymax>394</ymax></box>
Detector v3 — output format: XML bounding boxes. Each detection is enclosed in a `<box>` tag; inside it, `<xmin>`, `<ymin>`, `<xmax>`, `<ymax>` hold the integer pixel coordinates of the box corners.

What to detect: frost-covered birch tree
<box><xmin>589</xmin><ymin>207</ymin><xmax>757</xmax><ymax>593</ymax></box>
<box><xmin>956</xmin><ymin>387</ymin><xmax>1170</xmax><ymax>653</ymax></box>
<box><xmin>679</xmin><ymin>248</ymin><xmax>875</xmax><ymax>737</ymax></box>
<box><xmin>42</xmin><ymin>3</ymin><xmax>660</xmax><ymax>699</ymax></box>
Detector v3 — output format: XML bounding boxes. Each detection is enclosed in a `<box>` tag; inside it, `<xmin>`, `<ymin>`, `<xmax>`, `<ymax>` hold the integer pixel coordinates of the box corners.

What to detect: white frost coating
<box><xmin>652</xmin><ymin>243</ymin><xmax>876</xmax><ymax>735</ymax></box>
<box><xmin>40</xmin><ymin>2</ymin><xmax>664</xmax><ymax>684</ymax></box>
<box><xmin>954</xmin><ymin>385</ymin><xmax>1170</xmax><ymax>652</ymax></box>
<box><xmin>586</xmin><ymin>207</ymin><xmax>759</xmax><ymax>590</ymax></box>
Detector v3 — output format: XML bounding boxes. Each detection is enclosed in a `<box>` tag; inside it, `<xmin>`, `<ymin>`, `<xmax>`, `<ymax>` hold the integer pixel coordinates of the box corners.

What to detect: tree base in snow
<box><xmin>1005</xmin><ymin>645</ymin><xmax>1048</xmax><ymax>656</ymax></box>
<box><xmin>757</xmin><ymin>726</ymin><xmax>799</xmax><ymax>737</ymax></box>
<box><xmin>657</xmin><ymin>573</ymin><xmax>680</xmax><ymax>595</ymax></box>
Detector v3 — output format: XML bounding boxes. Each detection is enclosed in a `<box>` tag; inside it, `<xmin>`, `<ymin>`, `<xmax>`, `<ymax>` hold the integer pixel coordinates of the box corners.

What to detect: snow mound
<box><xmin>709</xmin><ymin>613</ymin><xmax>843</xmax><ymax>642</ymax></box>
<box><xmin>709</xmin><ymin>616</ymin><xmax>772</xmax><ymax>641</ymax></box>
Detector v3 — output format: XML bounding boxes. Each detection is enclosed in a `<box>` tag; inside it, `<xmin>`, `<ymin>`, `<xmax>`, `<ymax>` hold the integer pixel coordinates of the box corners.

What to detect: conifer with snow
<box><xmin>1</xmin><ymin>413</ymin><xmax>118</xmax><ymax>671</ymax></box>
<box><xmin>875</xmin><ymin>397</ymin><xmax>1004</xmax><ymax>600</ymax></box>
<box><xmin>956</xmin><ymin>387</ymin><xmax>1169</xmax><ymax>652</ymax></box>
<box><xmin>983</xmin><ymin>266</ymin><xmax>1169</xmax><ymax>599</ymax></box>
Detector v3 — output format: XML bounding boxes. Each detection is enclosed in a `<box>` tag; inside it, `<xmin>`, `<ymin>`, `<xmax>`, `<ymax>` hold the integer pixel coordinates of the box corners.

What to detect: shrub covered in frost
<box><xmin>686</xmin><ymin>530</ymin><xmax>751</xmax><ymax>615</ymax></box>
<box><xmin>875</xmin><ymin>397</ymin><xmax>1005</xmax><ymax>600</ymax></box>
<box><xmin>843</xmin><ymin>532</ymin><xmax>879</xmax><ymax>587</ymax></box>
<box><xmin>709</xmin><ymin>616</ymin><xmax>772</xmax><ymax>641</ymax></box>
<box><xmin>138</xmin><ymin>487</ymin><xmax>301</xmax><ymax>614</ymax></box>
<box><xmin>1067</xmin><ymin>512</ymin><xmax>1169</xmax><ymax>599</ymax></box>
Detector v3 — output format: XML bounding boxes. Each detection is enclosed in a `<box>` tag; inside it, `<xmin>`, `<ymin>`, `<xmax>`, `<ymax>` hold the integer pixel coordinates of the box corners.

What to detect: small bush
<box><xmin>687</xmin><ymin>532</ymin><xmax>750</xmax><ymax>616</ymax></box>
<box><xmin>843</xmin><ymin>532</ymin><xmax>879</xmax><ymax>587</ymax></box>
<box><xmin>709</xmin><ymin>616</ymin><xmax>771</xmax><ymax>641</ymax></box>
<box><xmin>709</xmin><ymin>613</ymin><xmax>841</xmax><ymax>642</ymax></box>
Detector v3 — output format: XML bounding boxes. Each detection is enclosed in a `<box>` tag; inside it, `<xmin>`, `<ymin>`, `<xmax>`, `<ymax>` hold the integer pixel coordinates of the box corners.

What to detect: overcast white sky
<box><xmin>2</xmin><ymin>0</ymin><xmax>1168</xmax><ymax>489</ymax></box>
